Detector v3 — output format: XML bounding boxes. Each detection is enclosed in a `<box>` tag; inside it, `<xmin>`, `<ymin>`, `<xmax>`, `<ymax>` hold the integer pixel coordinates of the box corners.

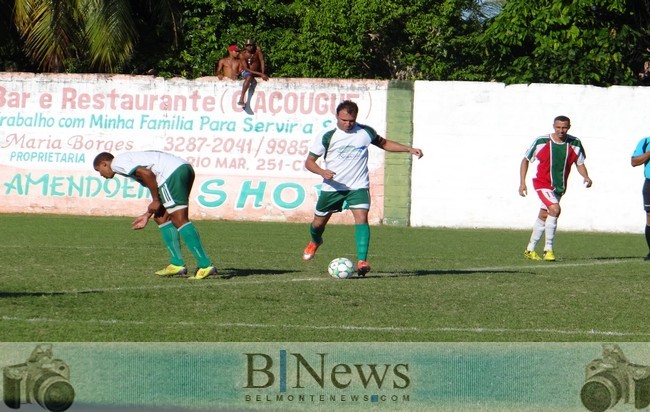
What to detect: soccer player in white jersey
<box><xmin>302</xmin><ymin>100</ymin><xmax>423</xmax><ymax>276</ymax></box>
<box><xmin>519</xmin><ymin>116</ymin><xmax>592</xmax><ymax>261</ymax></box>
<box><xmin>93</xmin><ymin>151</ymin><xmax>217</xmax><ymax>279</ymax></box>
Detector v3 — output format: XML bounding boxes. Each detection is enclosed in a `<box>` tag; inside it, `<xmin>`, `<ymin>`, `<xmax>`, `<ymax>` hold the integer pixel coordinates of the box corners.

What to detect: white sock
<box><xmin>544</xmin><ymin>216</ymin><xmax>558</xmax><ymax>251</ymax></box>
<box><xmin>527</xmin><ymin>218</ymin><xmax>545</xmax><ymax>250</ymax></box>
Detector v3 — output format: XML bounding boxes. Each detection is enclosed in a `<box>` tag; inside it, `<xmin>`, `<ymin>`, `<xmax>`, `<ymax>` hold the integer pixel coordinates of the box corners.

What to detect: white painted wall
<box><xmin>410</xmin><ymin>81</ymin><xmax>650</xmax><ymax>233</ymax></box>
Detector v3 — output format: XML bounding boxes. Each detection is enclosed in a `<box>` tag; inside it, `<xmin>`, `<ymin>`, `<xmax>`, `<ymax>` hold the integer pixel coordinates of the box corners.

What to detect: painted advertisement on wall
<box><xmin>0</xmin><ymin>74</ymin><xmax>388</xmax><ymax>224</ymax></box>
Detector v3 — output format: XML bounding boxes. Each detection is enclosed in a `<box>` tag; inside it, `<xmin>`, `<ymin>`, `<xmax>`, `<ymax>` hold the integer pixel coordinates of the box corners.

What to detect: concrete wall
<box><xmin>3</xmin><ymin>73</ymin><xmax>649</xmax><ymax>233</ymax></box>
<box><xmin>410</xmin><ymin>81</ymin><xmax>650</xmax><ymax>233</ymax></box>
<box><xmin>0</xmin><ymin>74</ymin><xmax>388</xmax><ymax>224</ymax></box>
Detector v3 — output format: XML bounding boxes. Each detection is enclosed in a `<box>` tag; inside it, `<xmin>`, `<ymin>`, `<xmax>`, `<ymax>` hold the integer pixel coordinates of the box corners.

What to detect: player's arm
<box><xmin>576</xmin><ymin>163</ymin><xmax>593</xmax><ymax>188</ymax></box>
<box><xmin>133</xmin><ymin>167</ymin><xmax>162</xmax><ymax>215</ymax></box>
<box><xmin>519</xmin><ymin>157</ymin><xmax>529</xmax><ymax>197</ymax></box>
<box><xmin>305</xmin><ymin>153</ymin><xmax>335</xmax><ymax>180</ymax></box>
<box><xmin>632</xmin><ymin>151</ymin><xmax>650</xmax><ymax>167</ymax></box>
<box><xmin>374</xmin><ymin>136</ymin><xmax>423</xmax><ymax>158</ymax></box>
<box><xmin>632</xmin><ymin>139</ymin><xmax>650</xmax><ymax>166</ymax></box>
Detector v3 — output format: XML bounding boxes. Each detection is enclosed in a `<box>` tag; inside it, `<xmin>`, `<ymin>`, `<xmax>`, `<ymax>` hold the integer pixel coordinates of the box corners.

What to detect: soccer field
<box><xmin>1</xmin><ymin>213</ymin><xmax>648</xmax><ymax>342</ymax></box>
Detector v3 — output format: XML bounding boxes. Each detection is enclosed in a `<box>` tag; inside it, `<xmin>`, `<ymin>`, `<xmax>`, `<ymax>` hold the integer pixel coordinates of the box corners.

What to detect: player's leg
<box><xmin>643</xmin><ymin>180</ymin><xmax>650</xmax><ymax>260</ymax></box>
<box><xmin>540</xmin><ymin>190</ymin><xmax>562</xmax><ymax>261</ymax></box>
<box><xmin>645</xmin><ymin>212</ymin><xmax>650</xmax><ymax>261</ymax></box>
<box><xmin>524</xmin><ymin>208</ymin><xmax>546</xmax><ymax>260</ymax></box>
<box><xmin>164</xmin><ymin>164</ymin><xmax>216</xmax><ymax>279</ymax></box>
<box><xmin>153</xmin><ymin>215</ymin><xmax>187</xmax><ymax>276</ymax></box>
<box><xmin>543</xmin><ymin>202</ymin><xmax>561</xmax><ymax>261</ymax></box>
<box><xmin>310</xmin><ymin>214</ymin><xmax>331</xmax><ymax>244</ymax></box>
<box><xmin>303</xmin><ymin>191</ymin><xmax>342</xmax><ymax>260</ymax></box>
<box><xmin>525</xmin><ymin>188</ymin><xmax>557</xmax><ymax>260</ymax></box>
<box><xmin>303</xmin><ymin>214</ymin><xmax>330</xmax><ymax>260</ymax></box>
<box><xmin>348</xmin><ymin>189</ymin><xmax>371</xmax><ymax>276</ymax></box>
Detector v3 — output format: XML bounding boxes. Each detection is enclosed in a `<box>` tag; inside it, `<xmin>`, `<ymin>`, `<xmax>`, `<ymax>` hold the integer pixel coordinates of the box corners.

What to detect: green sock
<box><xmin>178</xmin><ymin>222</ymin><xmax>212</xmax><ymax>268</ymax></box>
<box><xmin>159</xmin><ymin>222</ymin><xmax>184</xmax><ymax>266</ymax></box>
<box><xmin>310</xmin><ymin>223</ymin><xmax>325</xmax><ymax>244</ymax></box>
<box><xmin>355</xmin><ymin>223</ymin><xmax>370</xmax><ymax>261</ymax></box>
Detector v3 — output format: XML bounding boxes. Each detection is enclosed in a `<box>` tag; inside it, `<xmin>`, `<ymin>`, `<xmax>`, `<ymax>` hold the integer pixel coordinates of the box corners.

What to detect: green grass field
<box><xmin>1</xmin><ymin>213</ymin><xmax>649</xmax><ymax>342</ymax></box>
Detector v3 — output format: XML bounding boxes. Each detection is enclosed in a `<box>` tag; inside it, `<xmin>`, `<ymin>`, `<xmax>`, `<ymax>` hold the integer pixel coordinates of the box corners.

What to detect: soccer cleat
<box><xmin>543</xmin><ymin>250</ymin><xmax>556</xmax><ymax>261</ymax></box>
<box><xmin>191</xmin><ymin>265</ymin><xmax>217</xmax><ymax>280</ymax></box>
<box><xmin>302</xmin><ymin>241</ymin><xmax>322</xmax><ymax>261</ymax></box>
<box><xmin>645</xmin><ymin>253</ymin><xmax>650</xmax><ymax>261</ymax></box>
<box><xmin>155</xmin><ymin>264</ymin><xmax>187</xmax><ymax>277</ymax></box>
<box><xmin>523</xmin><ymin>250</ymin><xmax>542</xmax><ymax>261</ymax></box>
<box><xmin>357</xmin><ymin>260</ymin><xmax>371</xmax><ymax>277</ymax></box>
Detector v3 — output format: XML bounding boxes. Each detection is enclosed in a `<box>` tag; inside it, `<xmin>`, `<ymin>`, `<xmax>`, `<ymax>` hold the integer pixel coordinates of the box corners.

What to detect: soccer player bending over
<box><xmin>93</xmin><ymin>150</ymin><xmax>217</xmax><ymax>279</ymax></box>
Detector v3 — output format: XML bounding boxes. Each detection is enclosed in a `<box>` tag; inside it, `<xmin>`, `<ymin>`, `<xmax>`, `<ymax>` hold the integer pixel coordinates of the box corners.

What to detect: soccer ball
<box><xmin>328</xmin><ymin>257</ymin><xmax>354</xmax><ymax>279</ymax></box>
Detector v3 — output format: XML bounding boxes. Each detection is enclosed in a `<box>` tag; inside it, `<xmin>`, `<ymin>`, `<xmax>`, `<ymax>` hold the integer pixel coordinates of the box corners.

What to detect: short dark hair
<box><xmin>336</xmin><ymin>100</ymin><xmax>358</xmax><ymax>116</ymax></box>
<box><xmin>554</xmin><ymin>115</ymin><xmax>570</xmax><ymax>124</ymax></box>
<box><xmin>93</xmin><ymin>152</ymin><xmax>114</xmax><ymax>167</ymax></box>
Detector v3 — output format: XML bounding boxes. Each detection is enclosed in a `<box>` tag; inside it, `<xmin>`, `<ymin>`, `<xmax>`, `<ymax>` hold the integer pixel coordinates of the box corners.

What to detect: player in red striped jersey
<box><xmin>519</xmin><ymin>116</ymin><xmax>593</xmax><ymax>261</ymax></box>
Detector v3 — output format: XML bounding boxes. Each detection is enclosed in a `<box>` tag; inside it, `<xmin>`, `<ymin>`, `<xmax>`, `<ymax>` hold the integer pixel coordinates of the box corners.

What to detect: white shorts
<box><xmin>535</xmin><ymin>188</ymin><xmax>562</xmax><ymax>210</ymax></box>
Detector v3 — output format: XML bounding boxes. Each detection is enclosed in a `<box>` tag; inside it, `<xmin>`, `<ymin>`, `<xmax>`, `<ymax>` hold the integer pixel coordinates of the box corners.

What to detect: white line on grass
<box><xmin>3</xmin><ymin>258</ymin><xmax>642</xmax><ymax>339</ymax></box>
<box><xmin>465</xmin><ymin>258</ymin><xmax>632</xmax><ymax>272</ymax></box>
<box><xmin>50</xmin><ymin>257</ymin><xmax>632</xmax><ymax>295</ymax></box>
<box><xmin>2</xmin><ymin>315</ymin><xmax>649</xmax><ymax>338</ymax></box>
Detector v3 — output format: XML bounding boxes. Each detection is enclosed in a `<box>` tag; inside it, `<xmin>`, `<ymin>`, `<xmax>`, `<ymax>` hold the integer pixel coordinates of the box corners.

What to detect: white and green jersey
<box><xmin>111</xmin><ymin>150</ymin><xmax>188</xmax><ymax>186</ymax></box>
<box><xmin>309</xmin><ymin>123</ymin><xmax>382</xmax><ymax>192</ymax></box>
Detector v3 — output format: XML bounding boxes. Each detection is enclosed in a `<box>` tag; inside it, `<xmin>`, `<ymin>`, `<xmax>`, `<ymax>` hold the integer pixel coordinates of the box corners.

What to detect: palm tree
<box><xmin>10</xmin><ymin>0</ymin><xmax>179</xmax><ymax>73</ymax></box>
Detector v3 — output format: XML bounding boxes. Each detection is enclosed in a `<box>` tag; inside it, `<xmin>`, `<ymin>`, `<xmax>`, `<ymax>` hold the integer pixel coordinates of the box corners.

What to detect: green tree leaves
<box><xmin>481</xmin><ymin>0</ymin><xmax>642</xmax><ymax>86</ymax></box>
<box><xmin>3</xmin><ymin>0</ymin><xmax>650</xmax><ymax>86</ymax></box>
<box><xmin>9</xmin><ymin>0</ymin><xmax>179</xmax><ymax>73</ymax></box>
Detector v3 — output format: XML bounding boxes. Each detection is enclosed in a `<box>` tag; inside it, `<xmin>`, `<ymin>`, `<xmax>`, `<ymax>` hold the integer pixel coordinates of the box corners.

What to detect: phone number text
<box><xmin>164</xmin><ymin>136</ymin><xmax>310</xmax><ymax>157</ymax></box>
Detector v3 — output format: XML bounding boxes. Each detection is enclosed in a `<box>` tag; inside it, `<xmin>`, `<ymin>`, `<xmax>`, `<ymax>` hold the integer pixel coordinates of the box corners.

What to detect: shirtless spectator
<box><xmin>238</xmin><ymin>39</ymin><xmax>269</xmax><ymax>106</ymax></box>
<box><xmin>215</xmin><ymin>45</ymin><xmax>242</xmax><ymax>80</ymax></box>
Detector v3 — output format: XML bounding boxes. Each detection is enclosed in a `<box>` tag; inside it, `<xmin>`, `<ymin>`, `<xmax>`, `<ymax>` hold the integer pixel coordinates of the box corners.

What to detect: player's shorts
<box><xmin>643</xmin><ymin>179</ymin><xmax>650</xmax><ymax>212</ymax></box>
<box><xmin>314</xmin><ymin>189</ymin><xmax>370</xmax><ymax>217</ymax></box>
<box><xmin>159</xmin><ymin>164</ymin><xmax>195</xmax><ymax>213</ymax></box>
<box><xmin>535</xmin><ymin>188</ymin><xmax>562</xmax><ymax>210</ymax></box>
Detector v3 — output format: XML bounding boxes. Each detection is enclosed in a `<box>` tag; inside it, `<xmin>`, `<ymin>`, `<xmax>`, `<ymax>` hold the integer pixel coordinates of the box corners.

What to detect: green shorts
<box><xmin>314</xmin><ymin>188</ymin><xmax>370</xmax><ymax>217</ymax></box>
<box><xmin>159</xmin><ymin>164</ymin><xmax>195</xmax><ymax>213</ymax></box>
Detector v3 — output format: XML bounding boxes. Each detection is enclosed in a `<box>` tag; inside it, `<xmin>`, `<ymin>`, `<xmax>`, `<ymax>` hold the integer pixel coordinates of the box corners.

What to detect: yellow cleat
<box><xmin>191</xmin><ymin>265</ymin><xmax>217</xmax><ymax>280</ymax></box>
<box><xmin>155</xmin><ymin>264</ymin><xmax>187</xmax><ymax>277</ymax></box>
<box><xmin>523</xmin><ymin>250</ymin><xmax>542</xmax><ymax>261</ymax></box>
<box><xmin>543</xmin><ymin>250</ymin><xmax>556</xmax><ymax>261</ymax></box>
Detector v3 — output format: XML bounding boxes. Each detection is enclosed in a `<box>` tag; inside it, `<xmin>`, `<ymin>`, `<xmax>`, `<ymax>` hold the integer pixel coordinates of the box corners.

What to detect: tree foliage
<box><xmin>172</xmin><ymin>0</ymin><xmax>486</xmax><ymax>80</ymax></box>
<box><xmin>5</xmin><ymin>0</ymin><xmax>179</xmax><ymax>73</ymax></box>
<box><xmin>481</xmin><ymin>0</ymin><xmax>648</xmax><ymax>85</ymax></box>
<box><xmin>3</xmin><ymin>0</ymin><xmax>650</xmax><ymax>86</ymax></box>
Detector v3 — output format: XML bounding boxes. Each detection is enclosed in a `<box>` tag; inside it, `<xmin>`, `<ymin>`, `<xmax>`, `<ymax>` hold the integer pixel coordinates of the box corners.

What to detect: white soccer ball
<box><xmin>328</xmin><ymin>257</ymin><xmax>354</xmax><ymax>279</ymax></box>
